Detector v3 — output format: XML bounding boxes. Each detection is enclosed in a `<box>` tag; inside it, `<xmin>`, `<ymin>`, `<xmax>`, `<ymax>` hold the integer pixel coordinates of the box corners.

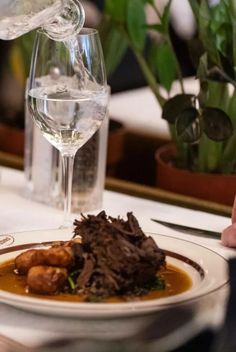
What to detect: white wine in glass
<box><xmin>28</xmin><ymin>28</ymin><xmax>109</xmax><ymax>227</ymax></box>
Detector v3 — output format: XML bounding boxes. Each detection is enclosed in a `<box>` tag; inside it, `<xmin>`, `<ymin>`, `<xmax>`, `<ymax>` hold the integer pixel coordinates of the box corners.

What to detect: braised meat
<box><xmin>73</xmin><ymin>211</ymin><xmax>166</xmax><ymax>297</ymax></box>
<box><xmin>14</xmin><ymin>211</ymin><xmax>166</xmax><ymax>299</ymax></box>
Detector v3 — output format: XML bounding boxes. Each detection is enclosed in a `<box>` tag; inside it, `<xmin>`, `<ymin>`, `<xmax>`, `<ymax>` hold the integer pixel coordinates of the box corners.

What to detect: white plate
<box><xmin>0</xmin><ymin>229</ymin><xmax>229</xmax><ymax>318</ymax></box>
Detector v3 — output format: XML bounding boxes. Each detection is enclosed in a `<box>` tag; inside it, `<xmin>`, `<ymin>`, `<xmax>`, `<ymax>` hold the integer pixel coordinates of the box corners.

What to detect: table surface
<box><xmin>0</xmin><ymin>166</ymin><xmax>235</xmax><ymax>349</ymax></box>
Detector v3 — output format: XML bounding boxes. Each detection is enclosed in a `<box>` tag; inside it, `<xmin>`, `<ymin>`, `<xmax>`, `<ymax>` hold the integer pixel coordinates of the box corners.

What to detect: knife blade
<box><xmin>151</xmin><ymin>219</ymin><xmax>221</xmax><ymax>239</ymax></box>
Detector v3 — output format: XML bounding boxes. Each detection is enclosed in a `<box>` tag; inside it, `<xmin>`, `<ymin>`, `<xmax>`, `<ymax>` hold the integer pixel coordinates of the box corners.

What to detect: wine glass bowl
<box><xmin>28</xmin><ymin>28</ymin><xmax>109</xmax><ymax>226</ymax></box>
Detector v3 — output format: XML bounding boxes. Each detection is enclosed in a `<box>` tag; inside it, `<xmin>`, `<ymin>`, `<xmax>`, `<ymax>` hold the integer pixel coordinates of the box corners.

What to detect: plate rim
<box><xmin>0</xmin><ymin>227</ymin><xmax>229</xmax><ymax>260</ymax></box>
<box><xmin>0</xmin><ymin>229</ymin><xmax>229</xmax><ymax>317</ymax></box>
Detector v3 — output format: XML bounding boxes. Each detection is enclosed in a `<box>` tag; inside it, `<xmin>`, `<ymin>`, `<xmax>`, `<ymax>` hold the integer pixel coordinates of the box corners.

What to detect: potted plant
<box><xmin>100</xmin><ymin>0</ymin><xmax>236</xmax><ymax>205</ymax></box>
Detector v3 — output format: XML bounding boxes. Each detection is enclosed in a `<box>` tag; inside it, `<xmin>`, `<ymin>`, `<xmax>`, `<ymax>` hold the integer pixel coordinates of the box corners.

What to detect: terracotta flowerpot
<box><xmin>155</xmin><ymin>144</ymin><xmax>236</xmax><ymax>206</ymax></box>
<box><xmin>106</xmin><ymin>120</ymin><xmax>126</xmax><ymax>176</ymax></box>
<box><xmin>0</xmin><ymin>123</ymin><xmax>24</xmax><ymax>156</ymax></box>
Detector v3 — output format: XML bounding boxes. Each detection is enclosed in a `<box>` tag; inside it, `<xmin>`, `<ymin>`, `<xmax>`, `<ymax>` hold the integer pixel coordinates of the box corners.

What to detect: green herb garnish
<box><xmin>152</xmin><ymin>277</ymin><xmax>166</xmax><ymax>290</ymax></box>
<box><xmin>67</xmin><ymin>269</ymin><xmax>81</xmax><ymax>292</ymax></box>
<box><xmin>67</xmin><ymin>276</ymin><xmax>76</xmax><ymax>291</ymax></box>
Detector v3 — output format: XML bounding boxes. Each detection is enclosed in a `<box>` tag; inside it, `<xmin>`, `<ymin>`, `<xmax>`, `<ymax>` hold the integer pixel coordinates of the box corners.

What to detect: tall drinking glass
<box><xmin>28</xmin><ymin>28</ymin><xmax>109</xmax><ymax>227</ymax></box>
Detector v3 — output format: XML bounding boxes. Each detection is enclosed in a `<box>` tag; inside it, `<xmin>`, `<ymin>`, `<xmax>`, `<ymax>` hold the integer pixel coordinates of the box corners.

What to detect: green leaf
<box><xmin>161</xmin><ymin>0</ymin><xmax>172</xmax><ymax>33</ymax></box>
<box><xmin>198</xmin><ymin>79</ymin><xmax>209</xmax><ymax>108</ymax></box>
<box><xmin>198</xmin><ymin>0</ymin><xmax>221</xmax><ymax>67</ymax></box>
<box><xmin>196</xmin><ymin>53</ymin><xmax>208</xmax><ymax>81</ymax></box>
<box><xmin>197</xmin><ymin>52</ymin><xmax>232</xmax><ymax>83</ymax></box>
<box><xmin>162</xmin><ymin>94</ymin><xmax>195</xmax><ymax>123</ymax></box>
<box><xmin>175</xmin><ymin>108</ymin><xmax>202</xmax><ymax>143</ymax></box>
<box><xmin>145</xmin><ymin>0</ymin><xmax>172</xmax><ymax>35</ymax></box>
<box><xmin>99</xmin><ymin>16</ymin><xmax>128</xmax><ymax>77</ymax></box>
<box><xmin>154</xmin><ymin>42</ymin><xmax>177</xmax><ymax>91</ymax></box>
<box><xmin>229</xmin><ymin>8</ymin><xmax>236</xmax><ymax>75</ymax></box>
<box><xmin>105</xmin><ymin>0</ymin><xmax>126</xmax><ymax>22</ymax></box>
<box><xmin>127</xmin><ymin>0</ymin><xmax>146</xmax><ymax>50</ymax></box>
<box><xmin>215</xmin><ymin>25</ymin><xmax>229</xmax><ymax>56</ymax></box>
<box><xmin>227</xmin><ymin>0</ymin><xmax>236</xmax><ymax>20</ymax></box>
<box><xmin>187</xmin><ymin>37</ymin><xmax>205</xmax><ymax>71</ymax></box>
<box><xmin>209</xmin><ymin>2</ymin><xmax>231</xmax><ymax>58</ymax></box>
<box><xmin>205</xmin><ymin>81</ymin><xmax>229</xmax><ymax>111</ymax></box>
<box><xmin>145</xmin><ymin>23</ymin><xmax>165</xmax><ymax>34</ymax></box>
<box><xmin>202</xmin><ymin>107</ymin><xmax>233</xmax><ymax>141</ymax></box>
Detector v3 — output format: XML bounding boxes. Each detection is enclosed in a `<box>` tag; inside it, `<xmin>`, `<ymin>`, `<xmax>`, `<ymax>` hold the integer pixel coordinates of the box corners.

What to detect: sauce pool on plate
<box><xmin>0</xmin><ymin>259</ymin><xmax>192</xmax><ymax>303</ymax></box>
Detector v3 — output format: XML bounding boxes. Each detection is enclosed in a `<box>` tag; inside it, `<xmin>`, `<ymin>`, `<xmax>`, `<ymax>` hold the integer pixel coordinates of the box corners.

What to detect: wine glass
<box><xmin>28</xmin><ymin>28</ymin><xmax>109</xmax><ymax>227</ymax></box>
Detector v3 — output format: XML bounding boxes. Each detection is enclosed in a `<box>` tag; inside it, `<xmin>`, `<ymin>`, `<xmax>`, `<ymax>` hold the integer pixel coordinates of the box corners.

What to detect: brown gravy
<box><xmin>0</xmin><ymin>259</ymin><xmax>192</xmax><ymax>303</ymax></box>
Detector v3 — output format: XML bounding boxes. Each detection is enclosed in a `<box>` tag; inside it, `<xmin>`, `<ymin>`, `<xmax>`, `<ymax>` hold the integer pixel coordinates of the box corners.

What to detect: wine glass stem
<box><xmin>61</xmin><ymin>152</ymin><xmax>76</xmax><ymax>228</ymax></box>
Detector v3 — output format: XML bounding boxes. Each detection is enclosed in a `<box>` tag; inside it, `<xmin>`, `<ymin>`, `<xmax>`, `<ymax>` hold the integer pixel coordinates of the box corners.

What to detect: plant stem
<box><xmin>100</xmin><ymin>14</ymin><xmax>166</xmax><ymax>106</ymax></box>
<box><xmin>61</xmin><ymin>152</ymin><xmax>76</xmax><ymax>228</ymax></box>
<box><xmin>151</xmin><ymin>2</ymin><xmax>162</xmax><ymax>20</ymax></box>
<box><xmin>166</xmin><ymin>35</ymin><xmax>185</xmax><ymax>93</ymax></box>
<box><xmin>133</xmin><ymin>49</ymin><xmax>166</xmax><ymax>106</ymax></box>
<box><xmin>209</xmin><ymin>67</ymin><xmax>236</xmax><ymax>88</ymax></box>
<box><xmin>120</xmin><ymin>26</ymin><xmax>166</xmax><ymax>107</ymax></box>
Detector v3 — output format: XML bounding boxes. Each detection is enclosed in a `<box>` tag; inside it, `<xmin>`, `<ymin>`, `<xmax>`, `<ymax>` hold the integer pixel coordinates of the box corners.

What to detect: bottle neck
<box><xmin>43</xmin><ymin>0</ymin><xmax>85</xmax><ymax>41</ymax></box>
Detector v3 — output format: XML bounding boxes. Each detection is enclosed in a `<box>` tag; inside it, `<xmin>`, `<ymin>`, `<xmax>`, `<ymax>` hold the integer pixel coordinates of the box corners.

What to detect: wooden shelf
<box><xmin>105</xmin><ymin>177</ymin><xmax>232</xmax><ymax>217</ymax></box>
<box><xmin>0</xmin><ymin>151</ymin><xmax>24</xmax><ymax>170</ymax></box>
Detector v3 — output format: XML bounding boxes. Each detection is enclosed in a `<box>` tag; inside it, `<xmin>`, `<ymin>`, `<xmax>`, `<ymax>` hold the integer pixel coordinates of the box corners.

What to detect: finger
<box><xmin>221</xmin><ymin>223</ymin><xmax>236</xmax><ymax>248</ymax></box>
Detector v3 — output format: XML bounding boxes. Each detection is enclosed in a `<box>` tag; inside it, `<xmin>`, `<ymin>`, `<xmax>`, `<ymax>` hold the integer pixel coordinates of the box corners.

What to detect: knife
<box><xmin>151</xmin><ymin>219</ymin><xmax>221</xmax><ymax>239</ymax></box>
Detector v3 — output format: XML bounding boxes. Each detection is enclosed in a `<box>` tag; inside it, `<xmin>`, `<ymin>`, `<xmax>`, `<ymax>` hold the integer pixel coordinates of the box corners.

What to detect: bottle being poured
<box><xmin>0</xmin><ymin>0</ymin><xmax>85</xmax><ymax>40</ymax></box>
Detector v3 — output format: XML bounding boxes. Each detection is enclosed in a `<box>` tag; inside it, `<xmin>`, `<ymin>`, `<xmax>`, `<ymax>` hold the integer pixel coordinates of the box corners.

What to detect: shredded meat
<box><xmin>73</xmin><ymin>211</ymin><xmax>166</xmax><ymax>297</ymax></box>
<box><xmin>14</xmin><ymin>211</ymin><xmax>166</xmax><ymax>299</ymax></box>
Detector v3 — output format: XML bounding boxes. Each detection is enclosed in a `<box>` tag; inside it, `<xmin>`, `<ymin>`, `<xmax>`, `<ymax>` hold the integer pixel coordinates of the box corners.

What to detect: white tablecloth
<box><xmin>0</xmin><ymin>167</ymin><xmax>235</xmax><ymax>348</ymax></box>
